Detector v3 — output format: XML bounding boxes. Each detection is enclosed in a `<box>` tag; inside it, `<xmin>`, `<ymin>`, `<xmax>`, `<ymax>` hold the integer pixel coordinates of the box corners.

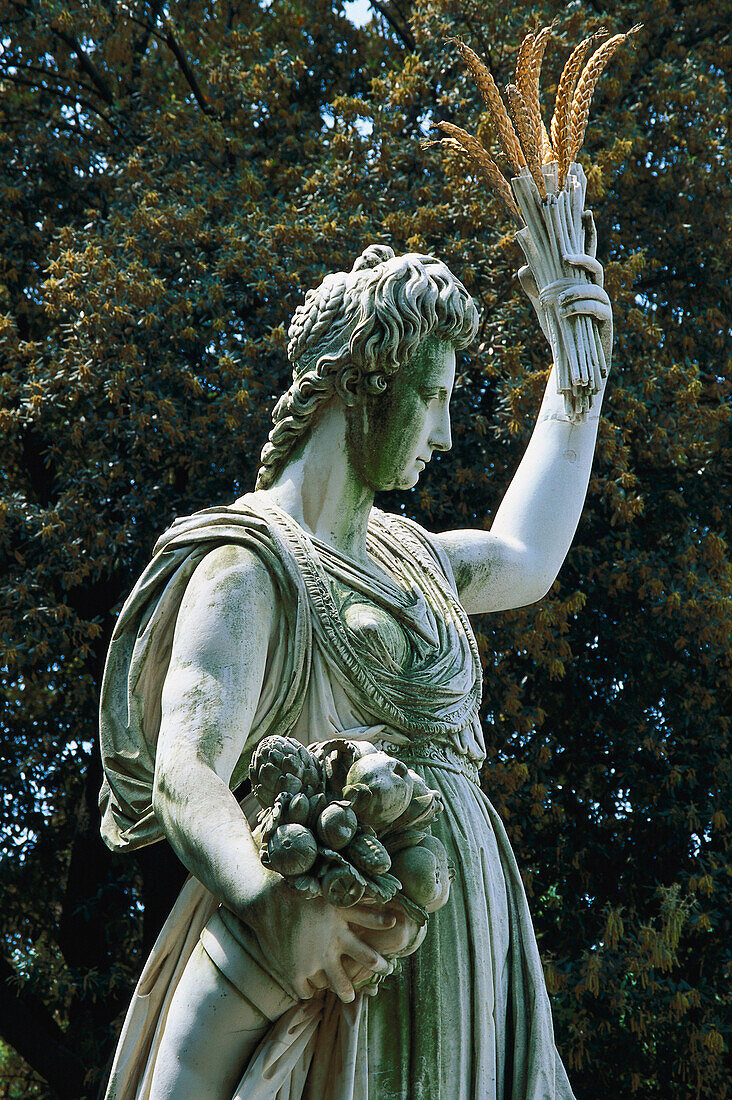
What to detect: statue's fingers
<box><xmin>559</xmin><ymin>298</ymin><xmax>612</xmax><ymax>324</ymax></box>
<box><xmin>323</xmin><ymin>958</ymin><xmax>356</xmax><ymax>1003</ymax></box>
<box><xmin>563</xmin><ymin>252</ymin><xmax>604</xmax><ymax>287</ymax></box>
<box><xmin>341</xmin><ymin>930</ymin><xmax>390</xmax><ymax>973</ymax></box>
<box><xmin>582</xmin><ymin>210</ymin><xmax>598</xmax><ymax>259</ymax></box>
<box><xmin>306</xmin><ymin>969</ymin><xmax>330</xmax><ymax>993</ymax></box>
<box><xmin>347</xmin><ymin>905</ymin><xmax>396</xmax><ymax>931</ymax></box>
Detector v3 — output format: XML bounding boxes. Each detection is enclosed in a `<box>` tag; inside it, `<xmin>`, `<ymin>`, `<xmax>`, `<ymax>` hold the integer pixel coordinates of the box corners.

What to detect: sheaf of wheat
<box><xmin>529</xmin><ymin>22</ymin><xmax>557</xmax><ymax>163</ymax></box>
<box><xmin>429</xmin><ymin>23</ymin><xmax>642</xmax><ymax>219</ymax></box>
<box><xmin>447</xmin><ymin>37</ymin><xmax>525</xmax><ymax>175</ymax></box>
<box><xmin>506</xmin><ymin>83</ymin><xmax>545</xmax><ymax>197</ymax></box>
<box><xmin>569</xmin><ymin>25</ymin><xmax>643</xmax><ymax>162</ymax></box>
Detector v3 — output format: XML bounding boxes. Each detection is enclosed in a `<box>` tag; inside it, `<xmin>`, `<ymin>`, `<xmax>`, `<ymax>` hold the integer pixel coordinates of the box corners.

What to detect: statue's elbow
<box><xmin>520</xmin><ymin>567</ymin><xmax>556</xmax><ymax>606</ymax></box>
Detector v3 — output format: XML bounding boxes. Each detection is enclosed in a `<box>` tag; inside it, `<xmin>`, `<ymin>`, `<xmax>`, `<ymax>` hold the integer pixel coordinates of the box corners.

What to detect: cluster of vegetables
<box><xmin>249</xmin><ymin>736</ymin><xmax>452</xmax><ymax>922</ymax></box>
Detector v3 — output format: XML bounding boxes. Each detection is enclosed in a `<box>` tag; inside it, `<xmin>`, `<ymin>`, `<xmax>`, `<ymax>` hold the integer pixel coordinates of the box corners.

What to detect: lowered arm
<box><xmin>152</xmin><ymin>542</ymin><xmax>277</xmax><ymax>915</ymax></box>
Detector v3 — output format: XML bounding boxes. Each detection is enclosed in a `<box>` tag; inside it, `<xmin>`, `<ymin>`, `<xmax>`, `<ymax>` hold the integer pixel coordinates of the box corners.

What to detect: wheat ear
<box><xmin>551</xmin><ymin>30</ymin><xmax>607</xmax><ymax>185</ymax></box>
<box><xmin>529</xmin><ymin>22</ymin><xmax>557</xmax><ymax>162</ymax></box>
<box><xmin>450</xmin><ymin>37</ymin><xmax>526</xmax><ymax>174</ymax></box>
<box><xmin>516</xmin><ymin>32</ymin><xmax>536</xmax><ymax>120</ymax></box>
<box><xmin>506</xmin><ymin>84</ymin><xmax>546</xmax><ymax>196</ymax></box>
<box><xmin>424</xmin><ymin>132</ymin><xmax>523</xmax><ymax>226</ymax></box>
<box><xmin>569</xmin><ymin>25</ymin><xmax>643</xmax><ymax>161</ymax></box>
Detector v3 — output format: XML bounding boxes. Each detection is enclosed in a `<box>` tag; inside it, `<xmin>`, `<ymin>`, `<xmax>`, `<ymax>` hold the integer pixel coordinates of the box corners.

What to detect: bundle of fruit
<box><xmin>249</xmin><ymin>736</ymin><xmax>452</xmax><ymax>924</ymax></box>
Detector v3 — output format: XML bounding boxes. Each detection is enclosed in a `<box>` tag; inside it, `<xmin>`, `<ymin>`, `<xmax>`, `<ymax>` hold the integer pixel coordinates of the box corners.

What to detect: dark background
<box><xmin>0</xmin><ymin>1</ymin><xmax>729</xmax><ymax>1096</ymax></box>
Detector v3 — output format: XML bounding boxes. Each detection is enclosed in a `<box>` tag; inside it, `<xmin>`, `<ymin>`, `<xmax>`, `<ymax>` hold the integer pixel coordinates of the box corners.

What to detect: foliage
<box><xmin>0</xmin><ymin>1</ymin><xmax>729</xmax><ymax>1097</ymax></box>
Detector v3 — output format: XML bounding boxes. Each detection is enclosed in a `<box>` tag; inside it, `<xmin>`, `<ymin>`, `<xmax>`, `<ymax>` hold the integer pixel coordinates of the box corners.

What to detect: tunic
<box><xmin>99</xmin><ymin>493</ymin><xmax>575</xmax><ymax>1099</ymax></box>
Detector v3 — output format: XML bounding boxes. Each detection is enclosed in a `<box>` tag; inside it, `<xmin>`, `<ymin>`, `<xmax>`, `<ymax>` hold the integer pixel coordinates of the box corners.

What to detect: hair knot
<box><xmin>255</xmin><ymin>244</ymin><xmax>478</xmax><ymax>490</ymax></box>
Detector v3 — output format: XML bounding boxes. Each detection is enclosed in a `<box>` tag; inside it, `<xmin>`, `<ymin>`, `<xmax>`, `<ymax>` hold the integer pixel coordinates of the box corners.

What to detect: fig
<box><xmin>342</xmin><ymin>752</ymin><xmax>414</xmax><ymax>828</ymax></box>
<box><xmin>265</xmin><ymin>823</ymin><xmax>318</xmax><ymax>876</ymax></box>
<box><xmin>316</xmin><ymin>801</ymin><xmax>358</xmax><ymax>849</ymax></box>
<box><xmin>287</xmin><ymin>793</ymin><xmax>311</xmax><ymax>825</ymax></box>
<box><xmin>307</xmin><ymin>791</ymin><xmax>328</xmax><ymax>828</ymax></box>
<box><xmin>391</xmin><ymin>836</ymin><xmax>451</xmax><ymax>913</ymax></box>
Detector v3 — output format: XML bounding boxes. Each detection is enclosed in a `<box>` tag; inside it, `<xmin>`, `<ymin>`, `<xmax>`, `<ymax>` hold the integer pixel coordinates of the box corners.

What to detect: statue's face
<box><xmin>345</xmin><ymin>336</ymin><xmax>455</xmax><ymax>492</ymax></box>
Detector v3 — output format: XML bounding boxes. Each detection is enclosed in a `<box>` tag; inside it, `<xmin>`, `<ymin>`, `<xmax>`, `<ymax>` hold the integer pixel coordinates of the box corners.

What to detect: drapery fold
<box><xmin>101</xmin><ymin>494</ymin><xmax>574</xmax><ymax>1099</ymax></box>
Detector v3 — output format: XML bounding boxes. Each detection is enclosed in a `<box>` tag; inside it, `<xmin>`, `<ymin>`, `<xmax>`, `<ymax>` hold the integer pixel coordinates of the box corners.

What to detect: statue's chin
<box><xmin>390</xmin><ymin>469</ymin><xmax>421</xmax><ymax>492</ymax></box>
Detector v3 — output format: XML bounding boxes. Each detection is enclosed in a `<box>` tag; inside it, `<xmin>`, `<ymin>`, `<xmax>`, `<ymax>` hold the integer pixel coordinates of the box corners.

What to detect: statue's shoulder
<box><xmin>369</xmin><ymin>508</ymin><xmax>457</xmax><ymax>591</ymax></box>
<box><xmin>152</xmin><ymin>494</ymin><xmax>301</xmax><ymax>582</ymax></box>
<box><xmin>180</xmin><ymin>541</ymin><xmax>277</xmax><ymax>613</ymax></box>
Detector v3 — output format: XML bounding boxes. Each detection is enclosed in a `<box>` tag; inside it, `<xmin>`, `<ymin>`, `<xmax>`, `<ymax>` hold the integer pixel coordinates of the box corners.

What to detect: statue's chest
<box><xmin>328</xmin><ymin>579</ymin><xmax>413</xmax><ymax>674</ymax></box>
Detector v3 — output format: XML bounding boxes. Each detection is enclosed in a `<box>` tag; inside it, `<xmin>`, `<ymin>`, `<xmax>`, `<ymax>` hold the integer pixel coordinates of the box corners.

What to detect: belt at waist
<box><xmin>372</xmin><ymin>738</ymin><xmax>481</xmax><ymax>786</ymax></box>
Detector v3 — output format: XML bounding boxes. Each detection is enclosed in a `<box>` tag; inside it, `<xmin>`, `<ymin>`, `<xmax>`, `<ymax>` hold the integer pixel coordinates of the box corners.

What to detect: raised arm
<box><xmin>435</xmin><ymin>250</ymin><xmax>613</xmax><ymax>615</ymax></box>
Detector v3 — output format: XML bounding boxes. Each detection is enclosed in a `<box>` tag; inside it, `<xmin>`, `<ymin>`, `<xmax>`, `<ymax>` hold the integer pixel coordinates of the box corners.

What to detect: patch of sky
<box><xmin>355</xmin><ymin>117</ymin><xmax>373</xmax><ymax>137</ymax></box>
<box><xmin>613</xmin><ymin>788</ymin><xmax>634</xmax><ymax>817</ymax></box>
<box><xmin>344</xmin><ymin>0</ymin><xmax>373</xmax><ymax>28</ymax></box>
<box><xmin>689</xmin><ymin>831</ymin><xmax>712</xmax><ymax>856</ymax></box>
<box><xmin>417</xmin><ymin>110</ymin><xmax>433</xmax><ymax>136</ymax></box>
<box><xmin>321</xmin><ymin>108</ymin><xmax>372</xmax><ymax>138</ymax></box>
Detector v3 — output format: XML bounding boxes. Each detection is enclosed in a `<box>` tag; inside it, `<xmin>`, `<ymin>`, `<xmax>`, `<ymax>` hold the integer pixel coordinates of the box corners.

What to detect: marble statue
<box><xmin>99</xmin><ymin>235</ymin><xmax>612</xmax><ymax>1098</ymax></box>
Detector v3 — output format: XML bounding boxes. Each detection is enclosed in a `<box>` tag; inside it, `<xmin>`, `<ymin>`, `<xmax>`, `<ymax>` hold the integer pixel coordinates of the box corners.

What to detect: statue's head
<box><xmin>256</xmin><ymin>244</ymin><xmax>479</xmax><ymax>492</ymax></box>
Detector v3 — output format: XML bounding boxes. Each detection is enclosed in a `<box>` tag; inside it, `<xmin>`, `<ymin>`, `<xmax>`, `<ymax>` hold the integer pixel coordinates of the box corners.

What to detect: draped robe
<box><xmin>99</xmin><ymin>493</ymin><xmax>575</xmax><ymax>1099</ymax></box>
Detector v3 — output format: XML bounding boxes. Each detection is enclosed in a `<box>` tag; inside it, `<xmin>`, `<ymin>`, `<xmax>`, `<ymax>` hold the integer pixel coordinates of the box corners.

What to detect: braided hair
<box><xmin>255</xmin><ymin>244</ymin><xmax>479</xmax><ymax>490</ymax></box>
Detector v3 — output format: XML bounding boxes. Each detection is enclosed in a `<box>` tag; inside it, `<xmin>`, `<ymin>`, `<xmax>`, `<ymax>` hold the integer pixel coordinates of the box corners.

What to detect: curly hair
<box><xmin>255</xmin><ymin>244</ymin><xmax>479</xmax><ymax>490</ymax></box>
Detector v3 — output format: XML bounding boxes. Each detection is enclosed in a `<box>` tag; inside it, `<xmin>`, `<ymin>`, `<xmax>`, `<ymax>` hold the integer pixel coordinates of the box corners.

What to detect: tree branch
<box><xmin>0</xmin><ymin>955</ymin><xmax>87</xmax><ymax>1100</ymax></box>
<box><xmin>0</xmin><ymin>70</ymin><xmax>117</xmax><ymax>129</ymax></box>
<box><xmin>128</xmin><ymin>0</ymin><xmax>164</xmax><ymax>91</ymax></box>
<box><xmin>118</xmin><ymin>5</ymin><xmax>217</xmax><ymax>117</ymax></box>
<box><xmin>7</xmin><ymin>0</ymin><xmax>113</xmax><ymax>104</ymax></box>
<box><xmin>160</xmin><ymin>16</ymin><xmax>217</xmax><ymax>116</ymax></box>
<box><xmin>370</xmin><ymin>0</ymin><xmax>416</xmax><ymax>51</ymax></box>
<box><xmin>47</xmin><ymin>23</ymin><xmax>114</xmax><ymax>105</ymax></box>
<box><xmin>1</xmin><ymin>57</ymin><xmax>103</xmax><ymax>103</ymax></box>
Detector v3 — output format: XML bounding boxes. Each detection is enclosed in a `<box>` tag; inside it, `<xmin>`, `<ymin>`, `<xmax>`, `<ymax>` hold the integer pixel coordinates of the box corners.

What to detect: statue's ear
<box><xmin>333</xmin><ymin>366</ymin><xmax>360</xmax><ymax>407</ymax></box>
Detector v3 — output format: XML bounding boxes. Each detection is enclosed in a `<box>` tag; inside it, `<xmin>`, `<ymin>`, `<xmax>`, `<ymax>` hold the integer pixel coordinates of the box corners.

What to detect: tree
<box><xmin>0</xmin><ymin>1</ymin><xmax>729</xmax><ymax>1097</ymax></box>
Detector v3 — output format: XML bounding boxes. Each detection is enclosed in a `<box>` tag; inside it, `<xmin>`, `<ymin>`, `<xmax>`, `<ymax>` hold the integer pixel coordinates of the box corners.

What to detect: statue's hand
<box><xmin>518</xmin><ymin>209</ymin><xmax>613</xmax><ymax>369</ymax></box>
<box><xmin>336</xmin><ymin>901</ymin><xmax>426</xmax><ymax>997</ymax></box>
<box><xmin>240</xmin><ymin>869</ymin><xmax>395</xmax><ymax>1003</ymax></box>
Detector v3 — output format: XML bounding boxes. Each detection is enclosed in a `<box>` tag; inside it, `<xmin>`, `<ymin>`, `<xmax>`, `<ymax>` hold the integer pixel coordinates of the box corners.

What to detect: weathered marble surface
<box><xmin>100</xmin><ymin>242</ymin><xmax>611</xmax><ymax>1098</ymax></box>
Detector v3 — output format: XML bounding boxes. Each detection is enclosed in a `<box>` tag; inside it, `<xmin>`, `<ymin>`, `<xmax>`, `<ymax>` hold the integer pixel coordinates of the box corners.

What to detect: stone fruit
<box><xmin>391</xmin><ymin>836</ymin><xmax>451</xmax><ymax>912</ymax></box>
<box><xmin>287</xmin><ymin>793</ymin><xmax>311</xmax><ymax>825</ymax></box>
<box><xmin>342</xmin><ymin>752</ymin><xmax>414</xmax><ymax>828</ymax></box>
<box><xmin>344</xmin><ymin>832</ymin><xmax>391</xmax><ymax>875</ymax></box>
<box><xmin>316</xmin><ymin>801</ymin><xmax>358</xmax><ymax>850</ymax></box>
<box><xmin>264</xmin><ymin>824</ymin><xmax>318</xmax><ymax>876</ymax></box>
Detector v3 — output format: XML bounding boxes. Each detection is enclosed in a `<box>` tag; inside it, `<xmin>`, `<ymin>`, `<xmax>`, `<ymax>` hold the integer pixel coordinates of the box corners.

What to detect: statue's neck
<box><xmin>258</xmin><ymin>404</ymin><xmax>374</xmax><ymax>564</ymax></box>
